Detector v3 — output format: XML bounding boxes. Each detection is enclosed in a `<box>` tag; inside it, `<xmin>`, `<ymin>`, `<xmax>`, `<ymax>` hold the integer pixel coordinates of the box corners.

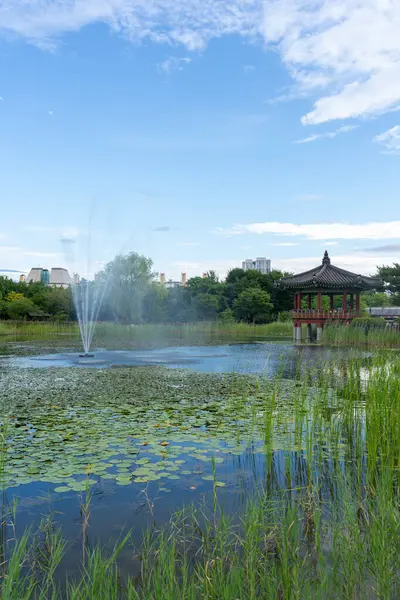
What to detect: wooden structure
<box><xmin>276</xmin><ymin>251</ymin><xmax>382</xmax><ymax>342</ymax></box>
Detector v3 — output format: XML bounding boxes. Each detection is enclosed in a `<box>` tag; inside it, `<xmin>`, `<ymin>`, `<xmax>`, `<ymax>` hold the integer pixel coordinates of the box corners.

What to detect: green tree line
<box><xmin>0</xmin><ymin>278</ymin><xmax>75</xmax><ymax>321</ymax></box>
<box><xmin>1</xmin><ymin>255</ymin><xmax>399</xmax><ymax>323</ymax></box>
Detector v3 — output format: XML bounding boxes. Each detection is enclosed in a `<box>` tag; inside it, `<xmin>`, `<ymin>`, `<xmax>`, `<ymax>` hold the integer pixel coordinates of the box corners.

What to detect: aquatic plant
<box><xmin>0</xmin><ymin>348</ymin><xmax>399</xmax><ymax>597</ymax></box>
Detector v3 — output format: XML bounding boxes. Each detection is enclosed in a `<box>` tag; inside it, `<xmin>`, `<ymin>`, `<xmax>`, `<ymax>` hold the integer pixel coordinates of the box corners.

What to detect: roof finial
<box><xmin>322</xmin><ymin>250</ymin><xmax>331</xmax><ymax>265</ymax></box>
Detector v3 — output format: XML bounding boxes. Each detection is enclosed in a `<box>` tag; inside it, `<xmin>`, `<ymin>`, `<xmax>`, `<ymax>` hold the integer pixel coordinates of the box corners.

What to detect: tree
<box><xmin>101</xmin><ymin>252</ymin><xmax>155</xmax><ymax>323</ymax></box>
<box><xmin>378</xmin><ymin>264</ymin><xmax>400</xmax><ymax>305</ymax></box>
<box><xmin>193</xmin><ymin>293</ymin><xmax>221</xmax><ymax>320</ymax></box>
<box><xmin>268</xmin><ymin>270</ymin><xmax>295</xmax><ymax>314</ymax></box>
<box><xmin>6</xmin><ymin>291</ymin><xmax>25</xmax><ymax>303</ymax></box>
<box><xmin>219</xmin><ymin>307</ymin><xmax>235</xmax><ymax>322</ymax></box>
<box><xmin>41</xmin><ymin>287</ymin><xmax>75</xmax><ymax>320</ymax></box>
<box><xmin>361</xmin><ymin>291</ymin><xmax>391</xmax><ymax>308</ymax></box>
<box><xmin>6</xmin><ymin>297</ymin><xmax>39</xmax><ymax>319</ymax></box>
<box><xmin>185</xmin><ymin>273</ymin><xmax>226</xmax><ymax>320</ymax></box>
<box><xmin>233</xmin><ymin>288</ymin><xmax>274</xmax><ymax>324</ymax></box>
<box><xmin>164</xmin><ymin>287</ymin><xmax>195</xmax><ymax>322</ymax></box>
<box><xmin>142</xmin><ymin>283</ymin><xmax>168</xmax><ymax>323</ymax></box>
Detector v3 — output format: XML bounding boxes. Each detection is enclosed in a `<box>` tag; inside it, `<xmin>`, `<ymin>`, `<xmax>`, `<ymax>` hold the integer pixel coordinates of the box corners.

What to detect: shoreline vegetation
<box><xmin>1</xmin><ymin>255</ymin><xmax>399</xmax><ymax>326</ymax></box>
<box><xmin>1</xmin><ymin>319</ymin><xmax>399</xmax><ymax>350</ymax></box>
<box><xmin>0</xmin><ymin>320</ymin><xmax>293</xmax><ymax>346</ymax></box>
<box><xmin>1</xmin><ymin>351</ymin><xmax>400</xmax><ymax>598</ymax></box>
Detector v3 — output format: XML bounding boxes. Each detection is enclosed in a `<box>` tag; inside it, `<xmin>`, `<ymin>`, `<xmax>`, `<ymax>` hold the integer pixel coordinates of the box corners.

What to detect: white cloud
<box><xmin>264</xmin><ymin>0</ymin><xmax>400</xmax><ymax>124</ymax></box>
<box><xmin>3</xmin><ymin>1</ymin><xmax>400</xmax><ymax>128</ymax></box>
<box><xmin>215</xmin><ymin>220</ymin><xmax>400</xmax><ymax>240</ymax></box>
<box><xmin>295</xmin><ymin>125</ymin><xmax>357</xmax><ymax>144</ymax></box>
<box><xmin>374</xmin><ymin>125</ymin><xmax>400</xmax><ymax>155</ymax></box>
<box><xmin>274</xmin><ymin>252</ymin><xmax>394</xmax><ymax>277</ymax></box>
<box><xmin>160</xmin><ymin>56</ymin><xmax>192</xmax><ymax>75</ymax></box>
<box><xmin>0</xmin><ymin>0</ymin><xmax>262</xmax><ymax>51</ymax></box>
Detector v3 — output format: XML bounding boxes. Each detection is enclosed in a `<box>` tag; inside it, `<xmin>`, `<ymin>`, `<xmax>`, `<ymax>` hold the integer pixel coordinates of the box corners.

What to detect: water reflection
<box><xmin>1</xmin><ymin>342</ymin><xmax>364</xmax><ymax>379</ymax></box>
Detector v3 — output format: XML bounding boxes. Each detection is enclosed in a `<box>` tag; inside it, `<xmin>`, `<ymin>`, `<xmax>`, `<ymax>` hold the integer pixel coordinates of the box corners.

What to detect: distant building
<box><xmin>19</xmin><ymin>274</ymin><xmax>26</xmax><ymax>283</ymax></box>
<box><xmin>164</xmin><ymin>279</ymin><xmax>181</xmax><ymax>289</ymax></box>
<box><xmin>367</xmin><ymin>307</ymin><xmax>400</xmax><ymax>320</ymax></box>
<box><xmin>27</xmin><ymin>268</ymin><xmax>44</xmax><ymax>283</ymax></box>
<box><xmin>27</xmin><ymin>267</ymin><xmax>72</xmax><ymax>288</ymax></box>
<box><xmin>161</xmin><ymin>273</ymin><xmax>187</xmax><ymax>288</ymax></box>
<box><xmin>242</xmin><ymin>257</ymin><xmax>271</xmax><ymax>275</ymax></box>
<box><xmin>50</xmin><ymin>268</ymin><xmax>71</xmax><ymax>288</ymax></box>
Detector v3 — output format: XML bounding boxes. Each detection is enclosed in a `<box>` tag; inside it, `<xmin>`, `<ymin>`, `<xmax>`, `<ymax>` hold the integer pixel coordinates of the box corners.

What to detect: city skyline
<box><xmin>1</xmin><ymin>1</ymin><xmax>399</xmax><ymax>281</ymax></box>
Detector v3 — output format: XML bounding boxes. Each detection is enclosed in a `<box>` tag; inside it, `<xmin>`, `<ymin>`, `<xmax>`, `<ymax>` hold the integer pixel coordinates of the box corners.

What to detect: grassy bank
<box><xmin>1</xmin><ymin>351</ymin><xmax>400</xmax><ymax>597</ymax></box>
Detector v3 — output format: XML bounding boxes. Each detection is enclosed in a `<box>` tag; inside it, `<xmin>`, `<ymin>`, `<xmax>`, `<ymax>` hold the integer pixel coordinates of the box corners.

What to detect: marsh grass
<box><xmin>1</xmin><ymin>352</ymin><xmax>400</xmax><ymax>598</ymax></box>
<box><xmin>0</xmin><ymin>323</ymin><xmax>16</xmax><ymax>336</ymax></box>
<box><xmin>323</xmin><ymin>323</ymin><xmax>400</xmax><ymax>348</ymax></box>
<box><xmin>1</xmin><ymin>320</ymin><xmax>292</xmax><ymax>350</ymax></box>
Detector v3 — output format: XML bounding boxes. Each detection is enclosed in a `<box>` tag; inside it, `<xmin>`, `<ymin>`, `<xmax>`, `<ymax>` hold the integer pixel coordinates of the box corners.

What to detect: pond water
<box><xmin>0</xmin><ymin>339</ymin><xmax>372</xmax><ymax>579</ymax></box>
<box><xmin>1</xmin><ymin>340</ymin><xmax>355</xmax><ymax>375</ymax></box>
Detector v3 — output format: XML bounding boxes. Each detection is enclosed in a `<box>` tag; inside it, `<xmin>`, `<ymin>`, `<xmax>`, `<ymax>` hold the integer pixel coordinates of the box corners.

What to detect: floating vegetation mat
<box><xmin>0</xmin><ymin>365</ymin><xmax>329</xmax><ymax>493</ymax></box>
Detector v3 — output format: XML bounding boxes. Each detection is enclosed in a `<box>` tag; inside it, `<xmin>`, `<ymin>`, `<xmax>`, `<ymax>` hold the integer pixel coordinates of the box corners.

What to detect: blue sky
<box><xmin>1</xmin><ymin>0</ymin><xmax>400</xmax><ymax>281</ymax></box>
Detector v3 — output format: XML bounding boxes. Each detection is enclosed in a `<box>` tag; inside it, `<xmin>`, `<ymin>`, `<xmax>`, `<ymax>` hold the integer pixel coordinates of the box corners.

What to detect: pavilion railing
<box><xmin>292</xmin><ymin>310</ymin><xmax>362</xmax><ymax>320</ymax></box>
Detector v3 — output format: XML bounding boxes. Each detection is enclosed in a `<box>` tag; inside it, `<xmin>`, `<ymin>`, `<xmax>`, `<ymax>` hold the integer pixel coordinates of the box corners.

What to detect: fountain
<box><xmin>61</xmin><ymin>232</ymin><xmax>109</xmax><ymax>357</ymax></box>
<box><xmin>71</xmin><ymin>276</ymin><xmax>107</xmax><ymax>357</ymax></box>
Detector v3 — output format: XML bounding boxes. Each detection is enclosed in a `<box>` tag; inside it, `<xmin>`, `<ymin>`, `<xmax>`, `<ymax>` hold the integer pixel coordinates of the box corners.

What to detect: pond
<box><xmin>0</xmin><ymin>341</ymin><xmax>355</xmax><ymax>374</ymax></box>
<box><xmin>0</xmin><ymin>337</ymin><xmax>398</xmax><ymax>595</ymax></box>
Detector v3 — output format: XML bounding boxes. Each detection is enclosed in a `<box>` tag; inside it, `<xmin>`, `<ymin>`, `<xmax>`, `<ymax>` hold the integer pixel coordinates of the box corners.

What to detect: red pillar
<box><xmin>298</xmin><ymin>292</ymin><xmax>302</xmax><ymax>311</ymax></box>
<box><xmin>317</xmin><ymin>291</ymin><xmax>322</xmax><ymax>312</ymax></box>
<box><xmin>343</xmin><ymin>291</ymin><xmax>348</xmax><ymax>312</ymax></box>
<box><xmin>330</xmin><ymin>295</ymin><xmax>334</xmax><ymax>310</ymax></box>
<box><xmin>356</xmin><ymin>293</ymin><xmax>360</xmax><ymax>313</ymax></box>
<box><xmin>308</xmin><ymin>294</ymin><xmax>312</xmax><ymax>309</ymax></box>
<box><xmin>294</xmin><ymin>294</ymin><xmax>297</xmax><ymax>310</ymax></box>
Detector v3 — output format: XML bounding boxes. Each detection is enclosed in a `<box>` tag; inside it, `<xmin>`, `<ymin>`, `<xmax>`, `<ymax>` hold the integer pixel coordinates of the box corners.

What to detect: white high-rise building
<box><xmin>242</xmin><ymin>259</ymin><xmax>254</xmax><ymax>271</ymax></box>
<box><xmin>242</xmin><ymin>257</ymin><xmax>271</xmax><ymax>275</ymax></box>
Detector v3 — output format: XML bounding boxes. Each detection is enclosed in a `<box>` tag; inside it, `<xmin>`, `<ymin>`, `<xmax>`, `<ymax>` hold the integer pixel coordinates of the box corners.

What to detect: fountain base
<box><xmin>79</xmin><ymin>353</ymin><xmax>95</xmax><ymax>358</ymax></box>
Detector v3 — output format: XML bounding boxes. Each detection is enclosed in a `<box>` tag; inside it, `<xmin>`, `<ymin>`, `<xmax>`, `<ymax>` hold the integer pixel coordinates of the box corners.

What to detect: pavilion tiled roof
<box><xmin>276</xmin><ymin>251</ymin><xmax>382</xmax><ymax>291</ymax></box>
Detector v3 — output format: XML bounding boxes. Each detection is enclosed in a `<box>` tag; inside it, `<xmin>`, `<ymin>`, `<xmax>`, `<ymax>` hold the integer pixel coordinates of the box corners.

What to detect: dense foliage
<box><xmin>2</xmin><ymin>254</ymin><xmax>398</xmax><ymax>323</ymax></box>
<box><xmin>377</xmin><ymin>263</ymin><xmax>400</xmax><ymax>305</ymax></box>
<box><xmin>97</xmin><ymin>253</ymin><xmax>295</xmax><ymax>324</ymax></box>
<box><xmin>0</xmin><ymin>277</ymin><xmax>75</xmax><ymax>321</ymax></box>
